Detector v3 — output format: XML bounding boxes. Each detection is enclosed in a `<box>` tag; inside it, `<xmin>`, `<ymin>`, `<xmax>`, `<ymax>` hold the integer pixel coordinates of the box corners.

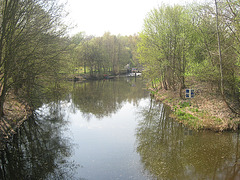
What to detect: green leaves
<box><xmin>0</xmin><ymin>0</ymin><xmax>68</xmax><ymax>114</ymax></box>
<box><xmin>71</xmin><ymin>32</ymin><xmax>133</xmax><ymax>77</ymax></box>
<box><xmin>139</xmin><ymin>1</ymin><xmax>240</xmax><ymax>103</ymax></box>
<box><xmin>138</xmin><ymin>5</ymin><xmax>193</xmax><ymax>91</ymax></box>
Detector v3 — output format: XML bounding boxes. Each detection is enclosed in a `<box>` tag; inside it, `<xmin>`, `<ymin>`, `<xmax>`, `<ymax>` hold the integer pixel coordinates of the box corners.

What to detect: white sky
<box><xmin>64</xmin><ymin>0</ymin><xmax>205</xmax><ymax>37</ymax></box>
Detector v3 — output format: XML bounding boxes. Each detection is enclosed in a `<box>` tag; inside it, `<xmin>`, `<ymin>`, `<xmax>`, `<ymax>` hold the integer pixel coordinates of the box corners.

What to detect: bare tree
<box><xmin>0</xmin><ymin>0</ymin><xmax>67</xmax><ymax>116</ymax></box>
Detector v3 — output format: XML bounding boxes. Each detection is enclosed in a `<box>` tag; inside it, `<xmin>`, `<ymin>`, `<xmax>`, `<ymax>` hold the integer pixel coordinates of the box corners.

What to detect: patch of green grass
<box><xmin>179</xmin><ymin>101</ymin><xmax>191</xmax><ymax>108</ymax></box>
<box><xmin>175</xmin><ymin>109</ymin><xmax>198</xmax><ymax>120</ymax></box>
<box><xmin>173</xmin><ymin>105</ymin><xmax>178</xmax><ymax>111</ymax></box>
<box><xmin>175</xmin><ymin>109</ymin><xmax>201</xmax><ymax>129</ymax></box>
<box><xmin>189</xmin><ymin>108</ymin><xmax>199</xmax><ymax>113</ymax></box>
<box><xmin>151</xmin><ymin>91</ymin><xmax>157</xmax><ymax>96</ymax></box>
<box><xmin>165</xmin><ymin>98</ymin><xmax>173</xmax><ymax>103</ymax></box>
<box><xmin>175</xmin><ymin>109</ymin><xmax>187</xmax><ymax>118</ymax></box>
<box><xmin>197</xmin><ymin>111</ymin><xmax>206</xmax><ymax>118</ymax></box>
<box><xmin>234</xmin><ymin>121</ymin><xmax>239</xmax><ymax>125</ymax></box>
<box><xmin>213</xmin><ymin>116</ymin><xmax>223</xmax><ymax>125</ymax></box>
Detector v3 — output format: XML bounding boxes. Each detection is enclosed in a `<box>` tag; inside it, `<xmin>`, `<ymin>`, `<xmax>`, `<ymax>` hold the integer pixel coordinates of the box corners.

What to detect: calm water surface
<box><xmin>1</xmin><ymin>77</ymin><xmax>240</xmax><ymax>180</ymax></box>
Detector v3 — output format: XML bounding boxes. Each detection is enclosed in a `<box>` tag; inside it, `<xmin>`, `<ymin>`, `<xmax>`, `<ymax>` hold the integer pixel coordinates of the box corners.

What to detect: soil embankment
<box><xmin>0</xmin><ymin>94</ymin><xmax>32</xmax><ymax>149</ymax></box>
<box><xmin>151</xmin><ymin>80</ymin><xmax>240</xmax><ymax>131</ymax></box>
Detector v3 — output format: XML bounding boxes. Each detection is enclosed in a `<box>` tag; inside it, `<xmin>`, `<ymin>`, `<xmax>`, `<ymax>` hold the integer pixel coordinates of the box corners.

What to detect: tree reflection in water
<box><xmin>136</xmin><ymin>98</ymin><xmax>240</xmax><ymax>179</ymax></box>
<box><xmin>71</xmin><ymin>78</ymin><xmax>148</xmax><ymax>120</ymax></box>
<box><xmin>0</xmin><ymin>77</ymin><xmax>148</xmax><ymax>180</ymax></box>
<box><xmin>0</xmin><ymin>105</ymin><xmax>79</xmax><ymax>180</ymax></box>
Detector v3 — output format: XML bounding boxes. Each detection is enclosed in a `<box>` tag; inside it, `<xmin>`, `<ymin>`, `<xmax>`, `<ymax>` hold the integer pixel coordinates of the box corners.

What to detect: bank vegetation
<box><xmin>0</xmin><ymin>0</ymin><xmax>142</xmax><ymax>145</ymax></box>
<box><xmin>0</xmin><ymin>0</ymin><xmax>70</xmax><ymax>145</ymax></box>
<box><xmin>1</xmin><ymin>0</ymin><xmax>240</xmax><ymax>144</ymax></box>
<box><xmin>69</xmin><ymin>32</ymin><xmax>140</xmax><ymax>79</ymax></box>
<box><xmin>137</xmin><ymin>0</ymin><xmax>240</xmax><ymax>131</ymax></box>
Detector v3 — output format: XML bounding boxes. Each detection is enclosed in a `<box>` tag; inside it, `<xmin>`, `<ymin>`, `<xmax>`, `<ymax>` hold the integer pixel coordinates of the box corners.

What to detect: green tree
<box><xmin>138</xmin><ymin>5</ymin><xmax>193</xmax><ymax>96</ymax></box>
<box><xmin>0</xmin><ymin>0</ymin><xmax>67</xmax><ymax>116</ymax></box>
<box><xmin>191</xmin><ymin>1</ymin><xmax>240</xmax><ymax>111</ymax></box>
<box><xmin>128</xmin><ymin>34</ymin><xmax>140</xmax><ymax>69</ymax></box>
<box><xmin>73</xmin><ymin>32</ymin><xmax>132</xmax><ymax>77</ymax></box>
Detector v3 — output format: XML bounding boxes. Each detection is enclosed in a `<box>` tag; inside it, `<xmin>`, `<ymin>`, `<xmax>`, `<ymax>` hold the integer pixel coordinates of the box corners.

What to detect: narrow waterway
<box><xmin>0</xmin><ymin>77</ymin><xmax>240</xmax><ymax>180</ymax></box>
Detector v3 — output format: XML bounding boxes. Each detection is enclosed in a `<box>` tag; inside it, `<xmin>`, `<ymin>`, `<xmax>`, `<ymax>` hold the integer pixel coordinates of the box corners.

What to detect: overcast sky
<box><xmin>64</xmin><ymin>0</ymin><xmax>206</xmax><ymax>36</ymax></box>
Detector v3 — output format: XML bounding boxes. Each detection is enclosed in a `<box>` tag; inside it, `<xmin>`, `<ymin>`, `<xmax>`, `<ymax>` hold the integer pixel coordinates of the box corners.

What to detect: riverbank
<box><xmin>0</xmin><ymin>93</ymin><xmax>32</xmax><ymax>150</ymax></box>
<box><xmin>67</xmin><ymin>72</ymin><xmax>141</xmax><ymax>82</ymax></box>
<box><xmin>150</xmin><ymin>80</ymin><xmax>240</xmax><ymax>131</ymax></box>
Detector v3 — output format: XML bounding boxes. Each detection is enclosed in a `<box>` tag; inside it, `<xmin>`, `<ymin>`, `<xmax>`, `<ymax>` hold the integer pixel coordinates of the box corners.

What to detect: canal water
<box><xmin>0</xmin><ymin>77</ymin><xmax>240</xmax><ymax>180</ymax></box>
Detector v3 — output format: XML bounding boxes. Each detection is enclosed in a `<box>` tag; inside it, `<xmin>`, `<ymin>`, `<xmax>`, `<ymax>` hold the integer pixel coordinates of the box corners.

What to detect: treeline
<box><xmin>0</xmin><ymin>0</ymin><xmax>69</xmax><ymax>117</ymax></box>
<box><xmin>4</xmin><ymin>0</ymin><xmax>240</xmax><ymax>118</ymax></box>
<box><xmin>138</xmin><ymin>1</ymin><xmax>240</xmax><ymax>111</ymax></box>
<box><xmin>0</xmin><ymin>0</ymin><xmax>141</xmax><ymax>118</ymax></box>
<box><xmin>70</xmin><ymin>32</ymin><xmax>139</xmax><ymax>76</ymax></box>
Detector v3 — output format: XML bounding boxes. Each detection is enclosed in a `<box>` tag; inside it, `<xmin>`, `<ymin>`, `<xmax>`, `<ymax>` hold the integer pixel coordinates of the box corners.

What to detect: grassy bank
<box><xmin>150</xmin><ymin>80</ymin><xmax>240</xmax><ymax>131</ymax></box>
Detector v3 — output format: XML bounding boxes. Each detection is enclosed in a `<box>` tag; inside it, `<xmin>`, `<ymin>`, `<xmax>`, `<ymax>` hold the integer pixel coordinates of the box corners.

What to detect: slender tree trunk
<box><xmin>215</xmin><ymin>0</ymin><xmax>240</xmax><ymax>115</ymax></box>
<box><xmin>215</xmin><ymin>0</ymin><xmax>224</xmax><ymax>96</ymax></box>
<box><xmin>0</xmin><ymin>75</ymin><xmax>8</xmax><ymax>117</ymax></box>
<box><xmin>84</xmin><ymin>62</ymin><xmax>86</xmax><ymax>74</ymax></box>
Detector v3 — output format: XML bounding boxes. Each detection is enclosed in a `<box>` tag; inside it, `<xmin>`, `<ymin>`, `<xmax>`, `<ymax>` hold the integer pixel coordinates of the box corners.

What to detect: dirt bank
<box><xmin>150</xmin><ymin>80</ymin><xmax>240</xmax><ymax>131</ymax></box>
<box><xmin>0</xmin><ymin>94</ymin><xmax>32</xmax><ymax>150</ymax></box>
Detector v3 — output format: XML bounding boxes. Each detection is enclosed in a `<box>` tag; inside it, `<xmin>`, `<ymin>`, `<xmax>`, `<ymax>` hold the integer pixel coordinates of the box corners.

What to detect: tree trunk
<box><xmin>215</xmin><ymin>0</ymin><xmax>224</xmax><ymax>96</ymax></box>
<box><xmin>215</xmin><ymin>0</ymin><xmax>240</xmax><ymax>115</ymax></box>
<box><xmin>84</xmin><ymin>62</ymin><xmax>86</xmax><ymax>74</ymax></box>
<box><xmin>0</xmin><ymin>76</ymin><xmax>7</xmax><ymax>117</ymax></box>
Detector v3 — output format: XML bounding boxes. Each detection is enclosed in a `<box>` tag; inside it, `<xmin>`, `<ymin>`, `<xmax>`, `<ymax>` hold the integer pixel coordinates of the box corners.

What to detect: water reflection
<box><xmin>0</xmin><ymin>77</ymin><xmax>148</xmax><ymax>180</ymax></box>
<box><xmin>136</xmin><ymin>99</ymin><xmax>240</xmax><ymax>179</ymax></box>
<box><xmin>0</xmin><ymin>105</ymin><xmax>79</xmax><ymax>180</ymax></box>
<box><xmin>2</xmin><ymin>77</ymin><xmax>240</xmax><ymax>179</ymax></box>
<box><xmin>71</xmin><ymin>78</ymin><xmax>148</xmax><ymax>120</ymax></box>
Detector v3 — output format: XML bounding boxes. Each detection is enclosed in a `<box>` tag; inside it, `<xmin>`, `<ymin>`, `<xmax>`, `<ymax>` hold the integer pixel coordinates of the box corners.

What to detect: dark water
<box><xmin>0</xmin><ymin>77</ymin><xmax>240</xmax><ymax>180</ymax></box>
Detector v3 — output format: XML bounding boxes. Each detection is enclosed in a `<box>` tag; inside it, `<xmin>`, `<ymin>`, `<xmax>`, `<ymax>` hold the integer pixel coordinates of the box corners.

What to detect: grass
<box><xmin>189</xmin><ymin>108</ymin><xmax>199</xmax><ymax>112</ymax></box>
<box><xmin>173</xmin><ymin>105</ymin><xmax>227</xmax><ymax>130</ymax></box>
<box><xmin>163</xmin><ymin>96</ymin><xmax>228</xmax><ymax>131</ymax></box>
<box><xmin>179</xmin><ymin>101</ymin><xmax>191</xmax><ymax>108</ymax></box>
<box><xmin>212</xmin><ymin>116</ymin><xmax>223</xmax><ymax>125</ymax></box>
<box><xmin>150</xmin><ymin>90</ymin><xmax>157</xmax><ymax>96</ymax></box>
<box><xmin>149</xmin><ymin>79</ymin><xmax>240</xmax><ymax>131</ymax></box>
<box><xmin>174</xmin><ymin>109</ymin><xmax>202</xmax><ymax>129</ymax></box>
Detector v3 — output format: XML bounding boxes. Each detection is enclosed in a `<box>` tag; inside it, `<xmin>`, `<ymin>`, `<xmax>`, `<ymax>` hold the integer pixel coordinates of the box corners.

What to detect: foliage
<box><xmin>0</xmin><ymin>0</ymin><xmax>69</xmax><ymax>116</ymax></box>
<box><xmin>138</xmin><ymin>1</ymin><xmax>240</xmax><ymax>111</ymax></box>
<box><xmin>138</xmin><ymin>5</ymin><xmax>194</xmax><ymax>93</ymax></box>
<box><xmin>178</xmin><ymin>101</ymin><xmax>190</xmax><ymax>108</ymax></box>
<box><xmin>175</xmin><ymin>109</ymin><xmax>201</xmax><ymax>129</ymax></box>
<box><xmin>71</xmin><ymin>32</ymin><xmax>134</xmax><ymax>77</ymax></box>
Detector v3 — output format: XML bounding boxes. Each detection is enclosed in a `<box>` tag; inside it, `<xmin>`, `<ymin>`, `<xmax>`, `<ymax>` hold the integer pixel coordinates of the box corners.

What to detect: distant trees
<box><xmin>138</xmin><ymin>1</ymin><xmax>240</xmax><ymax>108</ymax></box>
<box><xmin>71</xmin><ymin>32</ymin><xmax>135</xmax><ymax>77</ymax></box>
<box><xmin>0</xmin><ymin>0</ymin><xmax>68</xmax><ymax>116</ymax></box>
